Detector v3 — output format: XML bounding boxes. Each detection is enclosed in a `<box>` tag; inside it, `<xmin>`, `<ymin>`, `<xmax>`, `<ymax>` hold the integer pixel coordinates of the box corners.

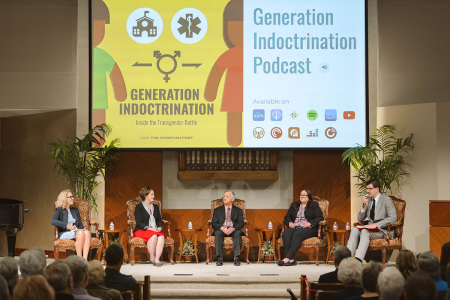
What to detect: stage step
<box><xmin>149</xmin><ymin>277</ymin><xmax>300</xmax><ymax>299</ymax></box>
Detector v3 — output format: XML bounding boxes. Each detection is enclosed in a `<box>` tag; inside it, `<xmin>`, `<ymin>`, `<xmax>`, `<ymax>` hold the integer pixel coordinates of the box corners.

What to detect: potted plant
<box><xmin>341</xmin><ymin>125</ymin><xmax>414</xmax><ymax>195</ymax></box>
<box><xmin>48</xmin><ymin>123</ymin><xmax>120</xmax><ymax>210</ymax></box>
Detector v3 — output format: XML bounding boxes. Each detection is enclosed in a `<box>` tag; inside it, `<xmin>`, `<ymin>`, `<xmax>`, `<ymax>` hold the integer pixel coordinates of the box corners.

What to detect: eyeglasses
<box><xmin>300</xmin><ymin>194</ymin><xmax>308</xmax><ymax>197</ymax></box>
<box><xmin>67</xmin><ymin>195</ymin><xmax>74</xmax><ymax>199</ymax></box>
<box><xmin>366</xmin><ymin>187</ymin><xmax>376</xmax><ymax>191</ymax></box>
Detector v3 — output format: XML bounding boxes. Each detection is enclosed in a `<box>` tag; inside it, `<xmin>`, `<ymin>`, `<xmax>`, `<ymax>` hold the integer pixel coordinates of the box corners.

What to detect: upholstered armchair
<box><xmin>276</xmin><ymin>197</ymin><xmax>329</xmax><ymax>266</ymax></box>
<box><xmin>354</xmin><ymin>196</ymin><xmax>406</xmax><ymax>267</ymax></box>
<box><xmin>53</xmin><ymin>198</ymin><xmax>102</xmax><ymax>260</ymax></box>
<box><xmin>126</xmin><ymin>198</ymin><xmax>174</xmax><ymax>265</ymax></box>
<box><xmin>205</xmin><ymin>198</ymin><xmax>250</xmax><ymax>264</ymax></box>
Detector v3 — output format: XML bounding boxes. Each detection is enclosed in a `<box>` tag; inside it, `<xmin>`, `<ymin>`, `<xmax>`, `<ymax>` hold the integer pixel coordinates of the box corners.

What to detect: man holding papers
<box><xmin>347</xmin><ymin>179</ymin><xmax>397</xmax><ymax>262</ymax></box>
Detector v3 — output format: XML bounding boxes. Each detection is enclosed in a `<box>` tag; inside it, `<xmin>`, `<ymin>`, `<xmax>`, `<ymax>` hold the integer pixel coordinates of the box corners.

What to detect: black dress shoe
<box><xmin>277</xmin><ymin>260</ymin><xmax>285</xmax><ymax>266</ymax></box>
<box><xmin>285</xmin><ymin>260</ymin><xmax>297</xmax><ymax>266</ymax></box>
<box><xmin>234</xmin><ymin>257</ymin><xmax>241</xmax><ymax>266</ymax></box>
<box><xmin>216</xmin><ymin>256</ymin><xmax>223</xmax><ymax>266</ymax></box>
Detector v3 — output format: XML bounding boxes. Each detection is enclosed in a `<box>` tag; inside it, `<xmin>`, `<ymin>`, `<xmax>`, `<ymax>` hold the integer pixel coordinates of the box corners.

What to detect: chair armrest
<box><xmin>319</xmin><ymin>220</ymin><xmax>327</xmax><ymax>226</ymax></box>
<box><xmin>54</xmin><ymin>227</ymin><xmax>58</xmax><ymax>240</ymax></box>
<box><xmin>385</xmin><ymin>224</ymin><xmax>393</xmax><ymax>241</ymax></box>
<box><xmin>162</xmin><ymin>219</ymin><xmax>171</xmax><ymax>237</ymax></box>
<box><xmin>89</xmin><ymin>221</ymin><xmax>99</xmax><ymax>238</ymax></box>
<box><xmin>207</xmin><ymin>219</ymin><xmax>211</xmax><ymax>225</ymax></box>
<box><xmin>317</xmin><ymin>223</ymin><xmax>323</xmax><ymax>239</ymax></box>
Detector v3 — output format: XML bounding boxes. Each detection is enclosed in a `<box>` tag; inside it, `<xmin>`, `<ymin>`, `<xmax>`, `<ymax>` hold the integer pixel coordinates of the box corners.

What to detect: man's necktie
<box><xmin>226</xmin><ymin>207</ymin><xmax>231</xmax><ymax>227</ymax></box>
<box><xmin>370</xmin><ymin>200</ymin><xmax>375</xmax><ymax>220</ymax></box>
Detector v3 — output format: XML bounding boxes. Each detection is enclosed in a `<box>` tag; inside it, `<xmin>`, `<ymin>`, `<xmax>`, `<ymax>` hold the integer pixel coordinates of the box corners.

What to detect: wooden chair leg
<box><xmin>246</xmin><ymin>244</ymin><xmax>250</xmax><ymax>264</ymax></box>
<box><xmin>206</xmin><ymin>244</ymin><xmax>210</xmax><ymax>264</ymax></box>
<box><xmin>169</xmin><ymin>244</ymin><xmax>174</xmax><ymax>265</ymax></box>
<box><xmin>382</xmin><ymin>249</ymin><xmax>386</xmax><ymax>267</ymax></box>
<box><xmin>130</xmin><ymin>245</ymin><xmax>135</xmax><ymax>266</ymax></box>
<box><xmin>315</xmin><ymin>245</ymin><xmax>319</xmax><ymax>266</ymax></box>
<box><xmin>277</xmin><ymin>244</ymin><xmax>281</xmax><ymax>260</ymax></box>
<box><xmin>54</xmin><ymin>247</ymin><xmax>59</xmax><ymax>260</ymax></box>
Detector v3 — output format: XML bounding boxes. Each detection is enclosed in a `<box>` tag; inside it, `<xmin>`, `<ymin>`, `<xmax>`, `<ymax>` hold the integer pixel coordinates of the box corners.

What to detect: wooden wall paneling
<box><xmin>105</xmin><ymin>152</ymin><xmax>163</xmax><ymax>232</ymax></box>
<box><xmin>293</xmin><ymin>150</ymin><xmax>351</xmax><ymax>229</ymax></box>
<box><xmin>429</xmin><ymin>200</ymin><xmax>450</xmax><ymax>258</ymax></box>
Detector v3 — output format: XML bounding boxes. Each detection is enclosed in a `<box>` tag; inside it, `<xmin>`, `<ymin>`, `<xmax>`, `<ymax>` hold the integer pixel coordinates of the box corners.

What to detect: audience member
<box><xmin>18</xmin><ymin>247</ymin><xmax>47</xmax><ymax>278</ymax></box>
<box><xmin>377</xmin><ymin>267</ymin><xmax>404</xmax><ymax>300</ymax></box>
<box><xmin>87</xmin><ymin>260</ymin><xmax>122</xmax><ymax>300</ymax></box>
<box><xmin>45</xmin><ymin>260</ymin><xmax>75</xmax><ymax>300</ymax></box>
<box><xmin>104</xmin><ymin>243</ymin><xmax>137</xmax><ymax>292</ymax></box>
<box><xmin>329</xmin><ymin>257</ymin><xmax>363</xmax><ymax>300</ymax></box>
<box><xmin>349</xmin><ymin>261</ymin><xmax>383</xmax><ymax>300</ymax></box>
<box><xmin>440</xmin><ymin>242</ymin><xmax>450</xmax><ymax>282</ymax></box>
<box><xmin>396</xmin><ymin>249</ymin><xmax>418</xmax><ymax>280</ymax></box>
<box><xmin>318</xmin><ymin>245</ymin><xmax>351</xmax><ymax>283</ymax></box>
<box><xmin>65</xmin><ymin>256</ymin><xmax>100</xmax><ymax>300</ymax></box>
<box><xmin>0</xmin><ymin>275</ymin><xmax>11</xmax><ymax>300</ymax></box>
<box><xmin>0</xmin><ymin>257</ymin><xmax>19</xmax><ymax>297</ymax></box>
<box><xmin>12</xmin><ymin>274</ymin><xmax>55</xmax><ymax>300</ymax></box>
<box><xmin>404</xmin><ymin>270</ymin><xmax>436</xmax><ymax>300</ymax></box>
<box><xmin>418</xmin><ymin>251</ymin><xmax>448</xmax><ymax>293</ymax></box>
<box><xmin>447</xmin><ymin>262</ymin><xmax>450</xmax><ymax>286</ymax></box>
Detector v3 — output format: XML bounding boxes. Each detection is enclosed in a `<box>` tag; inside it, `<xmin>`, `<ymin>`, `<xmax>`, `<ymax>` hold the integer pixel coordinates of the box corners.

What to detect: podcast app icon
<box><xmin>343</xmin><ymin>111</ymin><xmax>355</xmax><ymax>119</ymax></box>
<box><xmin>271</xmin><ymin>127</ymin><xmax>282</xmax><ymax>139</ymax></box>
<box><xmin>288</xmin><ymin>127</ymin><xmax>300</xmax><ymax>139</ymax></box>
<box><xmin>271</xmin><ymin>109</ymin><xmax>282</xmax><ymax>121</ymax></box>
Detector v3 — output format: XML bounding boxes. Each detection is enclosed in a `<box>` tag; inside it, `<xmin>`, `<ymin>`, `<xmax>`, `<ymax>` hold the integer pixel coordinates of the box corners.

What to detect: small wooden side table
<box><xmin>98</xmin><ymin>229</ymin><xmax>127</xmax><ymax>264</ymax></box>
<box><xmin>255</xmin><ymin>228</ymin><xmax>280</xmax><ymax>263</ymax></box>
<box><xmin>175</xmin><ymin>228</ymin><xmax>202</xmax><ymax>263</ymax></box>
<box><xmin>325</xmin><ymin>229</ymin><xmax>350</xmax><ymax>264</ymax></box>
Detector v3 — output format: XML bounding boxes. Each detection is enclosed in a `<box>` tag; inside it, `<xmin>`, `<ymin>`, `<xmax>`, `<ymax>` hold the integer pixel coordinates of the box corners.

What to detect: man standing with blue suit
<box><xmin>212</xmin><ymin>190</ymin><xmax>244</xmax><ymax>266</ymax></box>
<box><xmin>347</xmin><ymin>179</ymin><xmax>397</xmax><ymax>262</ymax></box>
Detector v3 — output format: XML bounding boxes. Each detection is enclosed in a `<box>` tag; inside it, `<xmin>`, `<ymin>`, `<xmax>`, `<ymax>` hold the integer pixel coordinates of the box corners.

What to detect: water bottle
<box><xmin>268</xmin><ymin>221</ymin><xmax>273</xmax><ymax>229</ymax></box>
<box><xmin>333</xmin><ymin>222</ymin><xmax>338</xmax><ymax>230</ymax></box>
<box><xmin>109</xmin><ymin>222</ymin><xmax>114</xmax><ymax>230</ymax></box>
<box><xmin>188</xmin><ymin>222</ymin><xmax>193</xmax><ymax>229</ymax></box>
<box><xmin>346</xmin><ymin>222</ymin><xmax>351</xmax><ymax>230</ymax></box>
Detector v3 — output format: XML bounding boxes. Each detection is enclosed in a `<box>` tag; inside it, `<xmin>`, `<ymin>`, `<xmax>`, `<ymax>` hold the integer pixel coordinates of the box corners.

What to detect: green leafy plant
<box><xmin>342</xmin><ymin>125</ymin><xmax>414</xmax><ymax>195</ymax></box>
<box><xmin>181</xmin><ymin>237</ymin><xmax>202</xmax><ymax>255</ymax></box>
<box><xmin>48</xmin><ymin>123</ymin><xmax>120</xmax><ymax>210</ymax></box>
<box><xmin>261</xmin><ymin>240</ymin><xmax>274</xmax><ymax>256</ymax></box>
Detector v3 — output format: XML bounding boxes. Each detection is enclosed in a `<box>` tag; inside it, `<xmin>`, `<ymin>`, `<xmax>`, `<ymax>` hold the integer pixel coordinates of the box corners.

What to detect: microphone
<box><xmin>286</xmin><ymin>288</ymin><xmax>298</xmax><ymax>300</ymax></box>
<box><xmin>362</xmin><ymin>194</ymin><xmax>369</xmax><ymax>209</ymax></box>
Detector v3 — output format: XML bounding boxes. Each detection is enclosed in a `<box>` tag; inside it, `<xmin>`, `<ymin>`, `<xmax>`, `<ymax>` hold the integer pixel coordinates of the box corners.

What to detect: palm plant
<box><xmin>342</xmin><ymin>125</ymin><xmax>414</xmax><ymax>195</ymax></box>
<box><xmin>48</xmin><ymin>123</ymin><xmax>120</xmax><ymax>210</ymax></box>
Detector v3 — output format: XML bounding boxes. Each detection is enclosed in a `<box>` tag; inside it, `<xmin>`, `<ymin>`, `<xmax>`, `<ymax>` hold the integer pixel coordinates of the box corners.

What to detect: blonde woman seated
<box><xmin>133</xmin><ymin>187</ymin><xmax>166</xmax><ymax>266</ymax></box>
<box><xmin>51</xmin><ymin>190</ymin><xmax>91</xmax><ymax>259</ymax></box>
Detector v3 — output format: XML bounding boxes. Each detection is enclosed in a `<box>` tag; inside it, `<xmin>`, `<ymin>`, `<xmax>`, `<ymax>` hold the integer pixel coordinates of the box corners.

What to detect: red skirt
<box><xmin>133</xmin><ymin>229</ymin><xmax>166</xmax><ymax>242</ymax></box>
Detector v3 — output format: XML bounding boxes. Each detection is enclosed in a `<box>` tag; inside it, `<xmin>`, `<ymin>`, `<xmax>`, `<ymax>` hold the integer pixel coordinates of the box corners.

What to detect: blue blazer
<box><xmin>51</xmin><ymin>207</ymin><xmax>84</xmax><ymax>238</ymax></box>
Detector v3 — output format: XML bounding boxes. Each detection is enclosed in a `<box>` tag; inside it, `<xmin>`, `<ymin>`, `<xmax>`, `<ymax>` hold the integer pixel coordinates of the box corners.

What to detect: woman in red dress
<box><xmin>133</xmin><ymin>187</ymin><xmax>166</xmax><ymax>266</ymax></box>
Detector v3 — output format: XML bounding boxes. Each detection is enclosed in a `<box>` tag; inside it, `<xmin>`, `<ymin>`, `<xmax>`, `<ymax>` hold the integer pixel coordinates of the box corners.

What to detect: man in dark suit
<box><xmin>212</xmin><ymin>190</ymin><xmax>244</xmax><ymax>266</ymax></box>
<box><xmin>318</xmin><ymin>245</ymin><xmax>351</xmax><ymax>283</ymax></box>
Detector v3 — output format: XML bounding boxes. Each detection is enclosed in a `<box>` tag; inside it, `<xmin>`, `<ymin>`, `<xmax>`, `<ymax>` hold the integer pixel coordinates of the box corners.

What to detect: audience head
<box><xmin>440</xmin><ymin>241</ymin><xmax>450</xmax><ymax>281</ymax></box>
<box><xmin>18</xmin><ymin>247</ymin><xmax>46</xmax><ymax>278</ymax></box>
<box><xmin>139</xmin><ymin>187</ymin><xmax>153</xmax><ymax>200</ymax></box>
<box><xmin>377</xmin><ymin>267</ymin><xmax>405</xmax><ymax>300</ymax></box>
<box><xmin>44</xmin><ymin>260</ymin><xmax>73</xmax><ymax>294</ymax></box>
<box><xmin>337</xmin><ymin>257</ymin><xmax>362</xmax><ymax>287</ymax></box>
<box><xmin>362</xmin><ymin>261</ymin><xmax>383</xmax><ymax>293</ymax></box>
<box><xmin>447</xmin><ymin>262</ymin><xmax>450</xmax><ymax>286</ymax></box>
<box><xmin>404</xmin><ymin>270</ymin><xmax>436</xmax><ymax>300</ymax></box>
<box><xmin>105</xmin><ymin>243</ymin><xmax>124</xmax><ymax>267</ymax></box>
<box><xmin>12</xmin><ymin>275</ymin><xmax>54</xmax><ymax>300</ymax></box>
<box><xmin>55</xmin><ymin>189</ymin><xmax>73</xmax><ymax>209</ymax></box>
<box><xmin>0</xmin><ymin>257</ymin><xmax>18</xmax><ymax>296</ymax></box>
<box><xmin>417</xmin><ymin>251</ymin><xmax>440</xmax><ymax>279</ymax></box>
<box><xmin>334</xmin><ymin>246</ymin><xmax>351</xmax><ymax>267</ymax></box>
<box><xmin>88</xmin><ymin>260</ymin><xmax>105</xmax><ymax>286</ymax></box>
<box><xmin>0</xmin><ymin>275</ymin><xmax>10</xmax><ymax>300</ymax></box>
<box><xmin>64</xmin><ymin>256</ymin><xmax>89</xmax><ymax>289</ymax></box>
<box><xmin>396</xmin><ymin>249</ymin><xmax>418</xmax><ymax>280</ymax></box>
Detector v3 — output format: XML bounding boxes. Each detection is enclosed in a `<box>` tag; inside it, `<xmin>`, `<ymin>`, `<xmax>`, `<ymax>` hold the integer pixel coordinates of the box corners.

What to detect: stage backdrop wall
<box><xmin>105</xmin><ymin>150</ymin><xmax>349</xmax><ymax>262</ymax></box>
